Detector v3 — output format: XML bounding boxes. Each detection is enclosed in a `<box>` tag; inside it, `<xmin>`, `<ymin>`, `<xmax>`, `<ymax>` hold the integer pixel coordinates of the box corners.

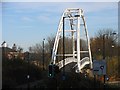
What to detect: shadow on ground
<box><xmin>34</xmin><ymin>70</ymin><xmax>120</xmax><ymax>89</ymax></box>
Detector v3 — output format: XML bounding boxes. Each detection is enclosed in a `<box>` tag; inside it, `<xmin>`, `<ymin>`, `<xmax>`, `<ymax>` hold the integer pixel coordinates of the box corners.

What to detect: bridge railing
<box><xmin>56</xmin><ymin>57</ymin><xmax>77</xmax><ymax>69</ymax></box>
<box><xmin>80</xmin><ymin>57</ymin><xmax>89</xmax><ymax>65</ymax></box>
<box><xmin>80</xmin><ymin>57</ymin><xmax>90</xmax><ymax>70</ymax></box>
<box><xmin>56</xmin><ymin>57</ymin><xmax>90</xmax><ymax>70</ymax></box>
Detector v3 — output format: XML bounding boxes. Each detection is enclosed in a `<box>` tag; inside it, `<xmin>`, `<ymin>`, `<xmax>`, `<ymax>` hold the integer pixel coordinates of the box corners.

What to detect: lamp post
<box><xmin>103</xmin><ymin>32</ymin><xmax>116</xmax><ymax>60</ymax></box>
<box><xmin>102</xmin><ymin>32</ymin><xmax>116</xmax><ymax>87</ymax></box>
<box><xmin>111</xmin><ymin>32</ymin><xmax>117</xmax><ymax>57</ymax></box>
<box><xmin>43</xmin><ymin>38</ymin><xmax>45</xmax><ymax>70</ymax></box>
<box><xmin>25</xmin><ymin>51</ymin><xmax>30</xmax><ymax>90</ymax></box>
<box><xmin>103</xmin><ymin>34</ymin><xmax>108</xmax><ymax>60</ymax></box>
<box><xmin>62</xmin><ymin>17</ymin><xmax>65</xmax><ymax>80</ymax></box>
<box><xmin>102</xmin><ymin>33</ymin><xmax>109</xmax><ymax>88</ymax></box>
<box><xmin>110</xmin><ymin>33</ymin><xmax>116</xmax><ymax>76</ymax></box>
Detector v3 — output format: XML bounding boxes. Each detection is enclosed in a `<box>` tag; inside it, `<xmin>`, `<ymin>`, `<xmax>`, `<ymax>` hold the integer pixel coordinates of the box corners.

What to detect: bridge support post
<box><xmin>76</xmin><ymin>13</ymin><xmax>81</xmax><ymax>72</ymax></box>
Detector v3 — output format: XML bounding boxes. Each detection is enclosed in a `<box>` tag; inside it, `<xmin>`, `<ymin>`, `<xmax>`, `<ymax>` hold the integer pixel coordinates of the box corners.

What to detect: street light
<box><xmin>111</xmin><ymin>45</ymin><xmax>115</xmax><ymax>48</ymax></box>
<box><xmin>102</xmin><ymin>32</ymin><xmax>116</xmax><ymax>87</ymax></box>
<box><xmin>62</xmin><ymin>17</ymin><xmax>65</xmax><ymax>80</ymax></box>
<box><xmin>102</xmin><ymin>33</ymin><xmax>109</xmax><ymax>88</ymax></box>
<box><xmin>25</xmin><ymin>51</ymin><xmax>30</xmax><ymax>89</ymax></box>
<box><xmin>110</xmin><ymin>32</ymin><xmax>117</xmax><ymax>75</ymax></box>
<box><xmin>103</xmin><ymin>34</ymin><xmax>108</xmax><ymax>60</ymax></box>
<box><xmin>110</xmin><ymin>32</ymin><xmax>117</xmax><ymax>57</ymax></box>
<box><xmin>43</xmin><ymin>38</ymin><xmax>45</xmax><ymax>70</ymax></box>
<box><xmin>102</xmin><ymin>32</ymin><xmax>117</xmax><ymax>60</ymax></box>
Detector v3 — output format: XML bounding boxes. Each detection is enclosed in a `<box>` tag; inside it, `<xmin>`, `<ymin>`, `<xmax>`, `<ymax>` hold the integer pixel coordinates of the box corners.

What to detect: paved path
<box><xmin>107</xmin><ymin>81</ymin><xmax>120</xmax><ymax>84</ymax></box>
<box><xmin>15</xmin><ymin>79</ymin><xmax>46</xmax><ymax>88</ymax></box>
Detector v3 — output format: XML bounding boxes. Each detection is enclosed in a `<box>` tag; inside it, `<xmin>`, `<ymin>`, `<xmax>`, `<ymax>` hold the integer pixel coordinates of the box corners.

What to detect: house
<box><xmin>1</xmin><ymin>41</ymin><xmax>24</xmax><ymax>60</ymax></box>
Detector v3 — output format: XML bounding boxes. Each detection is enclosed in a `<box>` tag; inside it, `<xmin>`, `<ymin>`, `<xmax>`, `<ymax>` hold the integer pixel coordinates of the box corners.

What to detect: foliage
<box><xmin>2</xmin><ymin>58</ymin><xmax>42</xmax><ymax>88</ymax></box>
<box><xmin>90</xmin><ymin>29</ymin><xmax>119</xmax><ymax>80</ymax></box>
<box><xmin>90</xmin><ymin>29</ymin><xmax>118</xmax><ymax>60</ymax></box>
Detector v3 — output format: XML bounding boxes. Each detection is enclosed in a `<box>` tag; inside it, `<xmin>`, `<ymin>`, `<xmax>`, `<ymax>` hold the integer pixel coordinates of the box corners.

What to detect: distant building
<box><xmin>12</xmin><ymin>43</ymin><xmax>17</xmax><ymax>51</ymax></box>
<box><xmin>1</xmin><ymin>42</ymin><xmax>24</xmax><ymax>60</ymax></box>
<box><xmin>1</xmin><ymin>42</ymin><xmax>42</xmax><ymax>67</ymax></box>
<box><xmin>1</xmin><ymin>41</ymin><xmax>7</xmax><ymax>47</ymax></box>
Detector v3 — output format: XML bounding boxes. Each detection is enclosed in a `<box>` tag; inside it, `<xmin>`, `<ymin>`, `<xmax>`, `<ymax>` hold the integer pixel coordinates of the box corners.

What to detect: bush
<box><xmin>2</xmin><ymin>58</ymin><xmax>42</xmax><ymax>88</ymax></box>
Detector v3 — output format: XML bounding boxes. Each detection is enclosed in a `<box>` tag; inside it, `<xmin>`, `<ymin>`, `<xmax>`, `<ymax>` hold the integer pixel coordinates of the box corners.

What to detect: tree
<box><xmin>90</xmin><ymin>28</ymin><xmax>119</xmax><ymax>78</ymax></box>
<box><xmin>90</xmin><ymin>29</ymin><xmax>118</xmax><ymax>60</ymax></box>
<box><xmin>45</xmin><ymin>35</ymin><xmax>55</xmax><ymax>54</ymax></box>
<box><xmin>28</xmin><ymin>35</ymin><xmax>55</xmax><ymax>70</ymax></box>
<box><xmin>17</xmin><ymin>46</ymin><xmax>23</xmax><ymax>53</ymax></box>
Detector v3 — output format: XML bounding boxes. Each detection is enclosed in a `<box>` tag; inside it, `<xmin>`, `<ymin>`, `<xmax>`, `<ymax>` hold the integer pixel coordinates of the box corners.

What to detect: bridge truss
<box><xmin>50</xmin><ymin>8</ymin><xmax>93</xmax><ymax>73</ymax></box>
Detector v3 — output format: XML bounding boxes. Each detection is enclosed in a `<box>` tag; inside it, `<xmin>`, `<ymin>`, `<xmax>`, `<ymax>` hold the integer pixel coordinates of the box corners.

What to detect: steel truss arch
<box><xmin>50</xmin><ymin>8</ymin><xmax>93</xmax><ymax>72</ymax></box>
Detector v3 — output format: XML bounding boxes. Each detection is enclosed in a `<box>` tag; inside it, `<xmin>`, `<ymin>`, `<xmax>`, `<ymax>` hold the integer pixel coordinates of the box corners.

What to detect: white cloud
<box><xmin>37</xmin><ymin>15</ymin><xmax>57</xmax><ymax>24</ymax></box>
<box><xmin>18</xmin><ymin>25</ymin><xmax>33</xmax><ymax>29</ymax></box>
<box><xmin>22</xmin><ymin>16</ymin><xmax>33</xmax><ymax>21</ymax></box>
<box><xmin>15</xmin><ymin>10</ymin><xmax>24</xmax><ymax>13</ymax></box>
<box><xmin>57</xmin><ymin>2</ymin><xmax>118</xmax><ymax>13</ymax></box>
<box><xmin>37</xmin><ymin>15</ymin><xmax>49</xmax><ymax>21</ymax></box>
<box><xmin>87</xmin><ymin>16</ymin><xmax>118</xmax><ymax>25</ymax></box>
<box><xmin>2</xmin><ymin>2</ymin><xmax>117</xmax><ymax>14</ymax></box>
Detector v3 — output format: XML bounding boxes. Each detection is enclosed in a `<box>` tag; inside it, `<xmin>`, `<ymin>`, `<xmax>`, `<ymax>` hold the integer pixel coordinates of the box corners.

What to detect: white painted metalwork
<box><xmin>50</xmin><ymin>8</ymin><xmax>93</xmax><ymax>72</ymax></box>
<box><xmin>57</xmin><ymin>57</ymin><xmax>90</xmax><ymax>70</ymax></box>
<box><xmin>79</xmin><ymin>57</ymin><xmax>90</xmax><ymax>70</ymax></box>
<box><xmin>1</xmin><ymin>41</ymin><xmax>7</xmax><ymax>47</ymax></box>
<box><xmin>57</xmin><ymin>57</ymin><xmax>77</xmax><ymax>69</ymax></box>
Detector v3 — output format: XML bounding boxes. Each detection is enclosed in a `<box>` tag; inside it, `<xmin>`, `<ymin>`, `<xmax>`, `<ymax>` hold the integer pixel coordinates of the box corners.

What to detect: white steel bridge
<box><xmin>50</xmin><ymin>8</ymin><xmax>93</xmax><ymax>73</ymax></box>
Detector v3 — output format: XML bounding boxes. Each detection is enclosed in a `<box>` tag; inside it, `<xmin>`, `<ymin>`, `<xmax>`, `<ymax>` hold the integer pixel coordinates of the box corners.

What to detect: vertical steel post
<box><xmin>43</xmin><ymin>39</ymin><xmax>45</xmax><ymax>70</ymax></box>
<box><xmin>103</xmin><ymin>35</ymin><xmax>105</xmax><ymax>60</ymax></box>
<box><xmin>76</xmin><ymin>13</ymin><xmax>81</xmax><ymax>72</ymax></box>
<box><xmin>72</xmin><ymin>33</ymin><xmax>75</xmax><ymax>58</ymax></box>
<box><xmin>62</xmin><ymin>17</ymin><xmax>65</xmax><ymax>79</ymax></box>
<box><xmin>103</xmin><ymin>34</ymin><xmax>106</xmax><ymax>88</ymax></box>
<box><xmin>27</xmin><ymin>52</ymin><xmax>30</xmax><ymax>90</ymax></box>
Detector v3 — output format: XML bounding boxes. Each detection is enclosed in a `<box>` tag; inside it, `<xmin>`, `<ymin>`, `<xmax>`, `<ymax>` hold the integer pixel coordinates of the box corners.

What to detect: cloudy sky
<box><xmin>1</xmin><ymin>0</ymin><xmax>119</xmax><ymax>2</ymax></box>
<box><xmin>1</xmin><ymin>2</ymin><xmax>118</xmax><ymax>51</ymax></box>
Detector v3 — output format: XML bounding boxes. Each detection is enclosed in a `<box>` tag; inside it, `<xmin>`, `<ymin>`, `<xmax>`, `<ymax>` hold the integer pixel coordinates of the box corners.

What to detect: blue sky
<box><xmin>2</xmin><ymin>2</ymin><xmax>118</xmax><ymax>51</ymax></box>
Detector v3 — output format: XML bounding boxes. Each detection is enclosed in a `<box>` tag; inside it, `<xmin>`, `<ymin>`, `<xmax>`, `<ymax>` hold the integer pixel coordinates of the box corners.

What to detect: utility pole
<box><xmin>26</xmin><ymin>52</ymin><xmax>30</xmax><ymax>90</ymax></box>
<box><xmin>62</xmin><ymin>17</ymin><xmax>65</xmax><ymax>80</ymax></box>
<box><xmin>102</xmin><ymin>32</ymin><xmax>116</xmax><ymax>88</ymax></box>
<box><xmin>102</xmin><ymin>34</ymin><xmax>107</xmax><ymax>89</ymax></box>
<box><xmin>103</xmin><ymin>34</ymin><xmax>105</xmax><ymax>60</ymax></box>
<box><xmin>43</xmin><ymin>38</ymin><xmax>45</xmax><ymax>70</ymax></box>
